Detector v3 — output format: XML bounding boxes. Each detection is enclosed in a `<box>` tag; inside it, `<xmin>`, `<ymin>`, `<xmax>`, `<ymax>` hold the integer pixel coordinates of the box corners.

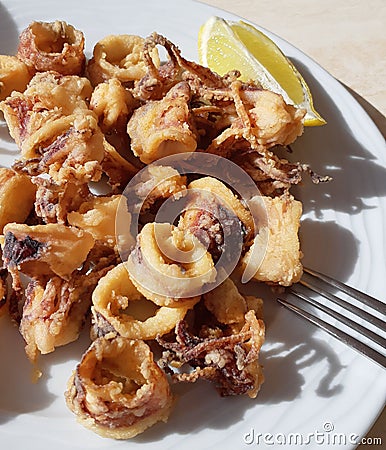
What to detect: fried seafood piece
<box><xmin>127</xmin><ymin>222</ymin><xmax>215</xmax><ymax>307</ymax></box>
<box><xmin>20</xmin><ymin>261</ymin><xmax>112</xmax><ymax>361</ymax></box>
<box><xmin>241</xmin><ymin>194</ymin><xmax>303</xmax><ymax>286</ymax></box>
<box><xmin>65</xmin><ymin>336</ymin><xmax>173</xmax><ymax>439</ymax></box>
<box><xmin>158</xmin><ymin>309</ymin><xmax>265</xmax><ymax>398</ymax></box>
<box><xmin>204</xmin><ymin>85</ymin><xmax>305</xmax><ymax>152</ymax></box>
<box><xmin>90</xmin><ymin>78</ymin><xmax>137</xmax><ymax>134</ymax></box>
<box><xmin>0</xmin><ymin>268</ymin><xmax>9</xmax><ymax>317</ymax></box>
<box><xmin>201</xmin><ymin>81</ymin><xmax>316</xmax><ymax>189</ymax></box>
<box><xmin>203</xmin><ymin>277</ymin><xmax>248</xmax><ymax>326</ymax></box>
<box><xmin>14</xmin><ymin>113</ymin><xmax>105</xmax><ymax>184</ymax></box>
<box><xmin>127</xmin><ymin>82</ymin><xmax>197</xmax><ymax>164</ymax></box>
<box><xmin>179</xmin><ymin>177</ymin><xmax>254</xmax><ymax>262</ymax></box>
<box><xmin>2</xmin><ymin>222</ymin><xmax>94</xmax><ymax>281</ymax></box>
<box><xmin>91</xmin><ymin>262</ymin><xmax>192</xmax><ymax>341</ymax></box>
<box><xmin>134</xmin><ymin>32</ymin><xmax>227</xmax><ymax>101</ymax></box>
<box><xmin>0</xmin><ymin>71</ymin><xmax>104</xmax><ymax>184</ymax></box>
<box><xmin>87</xmin><ymin>34</ymin><xmax>160</xmax><ymax>87</ymax></box>
<box><xmin>0</xmin><ymin>168</ymin><xmax>36</xmax><ymax>232</ymax></box>
<box><xmin>33</xmin><ymin>177</ymin><xmax>90</xmax><ymax>224</ymax></box>
<box><xmin>129</xmin><ymin>165</ymin><xmax>187</xmax><ymax>213</ymax></box>
<box><xmin>17</xmin><ymin>21</ymin><xmax>85</xmax><ymax>75</ymax></box>
<box><xmin>101</xmin><ymin>139</ymin><xmax>139</xmax><ymax>190</ymax></box>
<box><xmin>0</xmin><ymin>55</ymin><xmax>31</xmax><ymax>101</ymax></box>
<box><xmin>67</xmin><ymin>195</ymin><xmax>123</xmax><ymax>248</ymax></box>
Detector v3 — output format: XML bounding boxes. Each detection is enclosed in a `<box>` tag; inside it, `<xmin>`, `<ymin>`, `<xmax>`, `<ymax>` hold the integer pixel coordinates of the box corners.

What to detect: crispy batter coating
<box><xmin>0</xmin><ymin>55</ymin><xmax>31</xmax><ymax>101</ymax></box>
<box><xmin>101</xmin><ymin>139</ymin><xmax>139</xmax><ymax>190</ymax></box>
<box><xmin>179</xmin><ymin>176</ymin><xmax>254</xmax><ymax>262</ymax></box>
<box><xmin>241</xmin><ymin>194</ymin><xmax>303</xmax><ymax>286</ymax></box>
<box><xmin>127</xmin><ymin>82</ymin><xmax>197</xmax><ymax>164</ymax></box>
<box><xmin>0</xmin><ymin>168</ymin><xmax>36</xmax><ymax>233</ymax></box>
<box><xmin>2</xmin><ymin>222</ymin><xmax>94</xmax><ymax>280</ymax></box>
<box><xmin>158</xmin><ymin>309</ymin><xmax>265</xmax><ymax>398</ymax></box>
<box><xmin>129</xmin><ymin>165</ymin><xmax>187</xmax><ymax>213</ymax></box>
<box><xmin>67</xmin><ymin>195</ymin><xmax>123</xmax><ymax>247</ymax></box>
<box><xmin>91</xmin><ymin>262</ymin><xmax>191</xmax><ymax>340</ymax></box>
<box><xmin>203</xmin><ymin>278</ymin><xmax>248</xmax><ymax>325</ymax></box>
<box><xmin>126</xmin><ymin>222</ymin><xmax>215</xmax><ymax>307</ymax></box>
<box><xmin>0</xmin><ymin>72</ymin><xmax>104</xmax><ymax>184</ymax></box>
<box><xmin>65</xmin><ymin>337</ymin><xmax>173</xmax><ymax>439</ymax></box>
<box><xmin>87</xmin><ymin>35</ymin><xmax>159</xmax><ymax>87</ymax></box>
<box><xmin>17</xmin><ymin>21</ymin><xmax>85</xmax><ymax>75</ymax></box>
<box><xmin>20</xmin><ymin>261</ymin><xmax>111</xmax><ymax>361</ymax></box>
<box><xmin>33</xmin><ymin>177</ymin><xmax>90</xmax><ymax>224</ymax></box>
<box><xmin>90</xmin><ymin>78</ymin><xmax>137</xmax><ymax>133</ymax></box>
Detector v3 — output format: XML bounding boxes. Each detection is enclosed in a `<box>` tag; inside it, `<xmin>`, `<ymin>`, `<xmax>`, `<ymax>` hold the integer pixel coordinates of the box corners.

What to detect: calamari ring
<box><xmin>126</xmin><ymin>222</ymin><xmax>216</xmax><ymax>307</ymax></box>
<box><xmin>91</xmin><ymin>262</ymin><xmax>191</xmax><ymax>340</ymax></box>
<box><xmin>65</xmin><ymin>336</ymin><xmax>173</xmax><ymax>439</ymax></box>
<box><xmin>86</xmin><ymin>35</ymin><xmax>160</xmax><ymax>86</ymax></box>
<box><xmin>17</xmin><ymin>21</ymin><xmax>85</xmax><ymax>75</ymax></box>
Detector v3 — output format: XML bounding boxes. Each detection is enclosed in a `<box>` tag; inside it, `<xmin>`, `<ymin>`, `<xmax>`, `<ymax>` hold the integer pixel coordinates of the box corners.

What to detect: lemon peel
<box><xmin>198</xmin><ymin>16</ymin><xmax>326</xmax><ymax>126</ymax></box>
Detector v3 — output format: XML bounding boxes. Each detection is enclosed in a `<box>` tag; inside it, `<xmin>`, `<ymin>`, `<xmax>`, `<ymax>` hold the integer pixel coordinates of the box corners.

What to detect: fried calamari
<box><xmin>65</xmin><ymin>337</ymin><xmax>173</xmax><ymax>439</ymax></box>
<box><xmin>17</xmin><ymin>20</ymin><xmax>85</xmax><ymax>75</ymax></box>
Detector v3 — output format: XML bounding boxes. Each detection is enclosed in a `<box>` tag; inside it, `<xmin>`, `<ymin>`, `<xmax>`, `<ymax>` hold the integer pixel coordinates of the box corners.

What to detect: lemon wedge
<box><xmin>198</xmin><ymin>16</ymin><xmax>326</xmax><ymax>126</ymax></box>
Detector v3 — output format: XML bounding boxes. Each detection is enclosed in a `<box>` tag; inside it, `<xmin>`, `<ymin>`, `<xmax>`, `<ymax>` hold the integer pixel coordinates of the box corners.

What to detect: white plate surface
<box><xmin>0</xmin><ymin>1</ymin><xmax>385</xmax><ymax>449</ymax></box>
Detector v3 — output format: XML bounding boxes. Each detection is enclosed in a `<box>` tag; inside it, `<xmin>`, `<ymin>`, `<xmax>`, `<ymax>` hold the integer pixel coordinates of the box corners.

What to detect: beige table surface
<box><xmin>202</xmin><ymin>1</ymin><xmax>386</xmax><ymax>448</ymax></box>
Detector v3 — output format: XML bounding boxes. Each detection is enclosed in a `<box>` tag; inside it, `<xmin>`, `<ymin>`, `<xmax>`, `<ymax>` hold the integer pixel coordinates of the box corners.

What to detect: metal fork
<box><xmin>277</xmin><ymin>267</ymin><xmax>386</xmax><ymax>368</ymax></box>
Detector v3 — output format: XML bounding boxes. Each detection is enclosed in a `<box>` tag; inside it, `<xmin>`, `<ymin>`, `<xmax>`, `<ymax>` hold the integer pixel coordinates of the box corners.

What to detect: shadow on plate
<box><xmin>0</xmin><ymin>315</ymin><xmax>92</xmax><ymax>425</ymax></box>
<box><xmin>0</xmin><ymin>316</ymin><xmax>55</xmax><ymax>424</ymax></box>
<box><xmin>0</xmin><ymin>3</ymin><xmax>19</xmax><ymax>54</ymax></box>
<box><xmin>289</xmin><ymin>58</ymin><xmax>386</xmax><ymax>219</ymax></box>
<box><xmin>135</xmin><ymin>215</ymin><xmax>358</xmax><ymax>442</ymax></box>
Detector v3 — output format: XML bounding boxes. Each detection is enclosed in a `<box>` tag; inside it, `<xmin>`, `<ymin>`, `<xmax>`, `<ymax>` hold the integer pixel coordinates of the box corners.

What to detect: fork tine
<box><xmin>304</xmin><ymin>267</ymin><xmax>386</xmax><ymax>315</ymax></box>
<box><xmin>289</xmin><ymin>287</ymin><xmax>386</xmax><ymax>349</ymax></box>
<box><xmin>277</xmin><ymin>297</ymin><xmax>386</xmax><ymax>369</ymax></box>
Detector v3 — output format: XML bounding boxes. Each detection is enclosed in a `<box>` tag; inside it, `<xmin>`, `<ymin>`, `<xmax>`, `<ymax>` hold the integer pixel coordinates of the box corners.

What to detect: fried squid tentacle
<box><xmin>65</xmin><ymin>337</ymin><xmax>173</xmax><ymax>439</ymax></box>
<box><xmin>179</xmin><ymin>176</ymin><xmax>254</xmax><ymax>262</ymax></box>
<box><xmin>158</xmin><ymin>309</ymin><xmax>265</xmax><ymax>398</ymax></box>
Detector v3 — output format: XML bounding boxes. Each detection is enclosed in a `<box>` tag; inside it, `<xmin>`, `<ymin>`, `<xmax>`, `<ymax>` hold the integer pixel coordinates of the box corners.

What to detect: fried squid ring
<box><xmin>126</xmin><ymin>222</ymin><xmax>215</xmax><ymax>307</ymax></box>
<box><xmin>17</xmin><ymin>21</ymin><xmax>85</xmax><ymax>75</ymax></box>
<box><xmin>91</xmin><ymin>262</ymin><xmax>190</xmax><ymax>340</ymax></box>
<box><xmin>127</xmin><ymin>82</ymin><xmax>197</xmax><ymax>164</ymax></box>
<box><xmin>86</xmin><ymin>34</ymin><xmax>160</xmax><ymax>87</ymax></box>
<box><xmin>65</xmin><ymin>336</ymin><xmax>173</xmax><ymax>439</ymax></box>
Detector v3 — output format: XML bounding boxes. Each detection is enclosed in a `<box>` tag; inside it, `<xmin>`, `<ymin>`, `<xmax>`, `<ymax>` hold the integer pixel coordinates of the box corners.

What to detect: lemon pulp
<box><xmin>198</xmin><ymin>17</ymin><xmax>326</xmax><ymax>126</ymax></box>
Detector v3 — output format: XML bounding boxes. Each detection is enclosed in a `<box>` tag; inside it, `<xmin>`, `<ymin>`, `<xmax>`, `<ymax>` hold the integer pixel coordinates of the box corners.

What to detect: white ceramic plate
<box><xmin>0</xmin><ymin>1</ymin><xmax>385</xmax><ymax>449</ymax></box>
